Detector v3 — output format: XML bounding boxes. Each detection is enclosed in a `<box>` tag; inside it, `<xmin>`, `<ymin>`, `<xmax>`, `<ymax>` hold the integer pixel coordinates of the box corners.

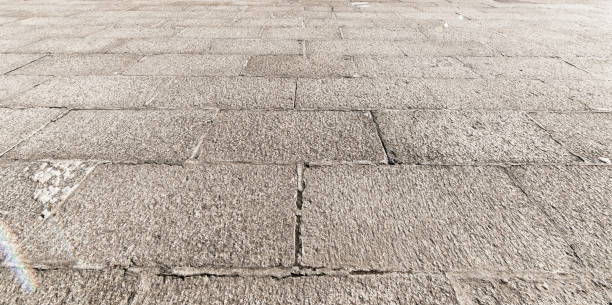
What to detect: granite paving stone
<box><xmin>0</xmin><ymin>75</ymin><xmax>50</xmax><ymax>101</ymax></box>
<box><xmin>110</xmin><ymin>38</ymin><xmax>212</xmax><ymax>54</ymax></box>
<box><xmin>243</xmin><ymin>55</ymin><xmax>357</xmax><ymax>78</ymax></box>
<box><xmin>177</xmin><ymin>27</ymin><xmax>261</xmax><ymax>39</ymax></box>
<box><xmin>17</xmin><ymin>37</ymin><xmax>119</xmax><ymax>53</ymax></box>
<box><xmin>123</xmin><ymin>54</ymin><xmax>248</xmax><ymax>76</ymax></box>
<box><xmin>10</xmin><ymin>54</ymin><xmax>142</xmax><ymax>76</ymax></box>
<box><xmin>210</xmin><ymin>39</ymin><xmax>302</xmax><ymax>55</ymax></box>
<box><xmin>0</xmin><ymin>54</ymin><xmax>45</xmax><ymax>74</ymax></box>
<box><xmin>353</xmin><ymin>56</ymin><xmax>478</xmax><ymax>78</ymax></box>
<box><xmin>0</xmin><ymin>108</ymin><xmax>64</xmax><ymax>156</ymax></box>
<box><xmin>460</xmin><ymin>56</ymin><xmax>591</xmax><ymax>79</ymax></box>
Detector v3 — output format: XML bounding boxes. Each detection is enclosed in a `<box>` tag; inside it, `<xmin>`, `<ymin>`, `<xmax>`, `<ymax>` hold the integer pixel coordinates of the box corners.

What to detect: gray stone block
<box><xmin>17</xmin><ymin>37</ymin><xmax>119</xmax><ymax>53</ymax></box>
<box><xmin>0</xmin><ymin>108</ymin><xmax>64</xmax><ymax>156</ymax></box>
<box><xmin>210</xmin><ymin>39</ymin><xmax>302</xmax><ymax>55</ymax></box>
<box><xmin>110</xmin><ymin>38</ymin><xmax>211</xmax><ymax>54</ymax></box>
<box><xmin>0</xmin><ymin>54</ymin><xmax>44</xmax><ymax>74</ymax></box>
<box><xmin>10</xmin><ymin>54</ymin><xmax>142</xmax><ymax>76</ymax></box>
<box><xmin>0</xmin><ymin>75</ymin><xmax>50</xmax><ymax>101</ymax></box>
<box><xmin>178</xmin><ymin>27</ymin><xmax>260</xmax><ymax>39</ymax></box>
<box><xmin>306</xmin><ymin>40</ymin><xmax>404</xmax><ymax>56</ymax></box>
<box><xmin>123</xmin><ymin>54</ymin><xmax>248</xmax><ymax>76</ymax></box>
<box><xmin>353</xmin><ymin>56</ymin><xmax>478</xmax><ymax>78</ymax></box>
<box><xmin>244</xmin><ymin>55</ymin><xmax>356</xmax><ymax>78</ymax></box>
<box><xmin>460</xmin><ymin>56</ymin><xmax>591</xmax><ymax>79</ymax></box>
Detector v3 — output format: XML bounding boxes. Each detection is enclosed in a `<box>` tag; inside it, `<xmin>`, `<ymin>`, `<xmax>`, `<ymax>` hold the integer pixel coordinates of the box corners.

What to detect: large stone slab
<box><xmin>197</xmin><ymin>110</ymin><xmax>386</xmax><ymax>163</ymax></box>
<box><xmin>10</xmin><ymin>54</ymin><xmax>142</xmax><ymax>76</ymax></box>
<box><xmin>123</xmin><ymin>54</ymin><xmax>248</xmax><ymax>76</ymax></box>
<box><xmin>528</xmin><ymin>112</ymin><xmax>612</xmax><ymax>163</ymax></box>
<box><xmin>547</xmin><ymin>80</ymin><xmax>612</xmax><ymax>110</ymax></box>
<box><xmin>243</xmin><ymin>55</ymin><xmax>356</xmax><ymax>78</ymax></box>
<box><xmin>301</xmin><ymin>165</ymin><xmax>577</xmax><ymax>272</ymax></box>
<box><xmin>17</xmin><ymin>37</ymin><xmax>119</xmax><ymax>53</ymax></box>
<box><xmin>5</xmin><ymin>110</ymin><xmax>215</xmax><ymax>163</ymax></box>
<box><xmin>353</xmin><ymin>56</ymin><xmax>478</xmax><ymax>78</ymax></box>
<box><xmin>306</xmin><ymin>40</ymin><xmax>404</xmax><ymax>56</ymax></box>
<box><xmin>509</xmin><ymin>165</ymin><xmax>612</xmax><ymax>271</ymax></box>
<box><xmin>50</xmin><ymin>163</ymin><xmax>295</xmax><ymax>267</ymax></box>
<box><xmin>0</xmin><ymin>54</ymin><xmax>44</xmax><ymax>74</ymax></box>
<box><xmin>0</xmin><ymin>75</ymin><xmax>50</xmax><ymax>101</ymax></box>
<box><xmin>374</xmin><ymin>110</ymin><xmax>577</xmax><ymax>164</ymax></box>
<box><xmin>0</xmin><ymin>108</ymin><xmax>65</xmax><ymax>156</ymax></box>
<box><xmin>178</xmin><ymin>27</ymin><xmax>260</xmax><ymax>39</ymax></box>
<box><xmin>209</xmin><ymin>39</ymin><xmax>302</xmax><ymax>55</ymax></box>
<box><xmin>460</xmin><ymin>56</ymin><xmax>590</xmax><ymax>79</ymax></box>
<box><xmin>110</xmin><ymin>38</ymin><xmax>212</xmax><ymax>54</ymax></box>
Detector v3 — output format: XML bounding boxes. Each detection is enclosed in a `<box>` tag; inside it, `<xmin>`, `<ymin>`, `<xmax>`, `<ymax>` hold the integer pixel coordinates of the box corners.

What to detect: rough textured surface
<box><xmin>5</xmin><ymin>110</ymin><xmax>215</xmax><ymax>162</ymax></box>
<box><xmin>198</xmin><ymin>110</ymin><xmax>386</xmax><ymax>163</ymax></box>
<box><xmin>0</xmin><ymin>108</ymin><xmax>64</xmax><ymax>155</ymax></box>
<box><xmin>10</xmin><ymin>54</ymin><xmax>142</xmax><ymax>76</ymax></box>
<box><xmin>0</xmin><ymin>76</ymin><xmax>50</xmax><ymax>102</ymax></box>
<box><xmin>0</xmin><ymin>54</ymin><xmax>44</xmax><ymax>74</ymax></box>
<box><xmin>123</xmin><ymin>54</ymin><xmax>248</xmax><ymax>76</ymax></box>
<box><xmin>301</xmin><ymin>165</ymin><xmax>577</xmax><ymax>272</ymax></box>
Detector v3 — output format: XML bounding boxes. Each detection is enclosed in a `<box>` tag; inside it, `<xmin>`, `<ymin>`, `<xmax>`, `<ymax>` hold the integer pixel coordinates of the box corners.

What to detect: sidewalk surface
<box><xmin>0</xmin><ymin>0</ymin><xmax>611</xmax><ymax>303</ymax></box>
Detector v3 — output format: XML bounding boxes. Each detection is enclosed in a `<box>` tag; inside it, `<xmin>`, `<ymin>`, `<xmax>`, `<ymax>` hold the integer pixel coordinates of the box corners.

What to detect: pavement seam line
<box><xmin>369</xmin><ymin>110</ymin><xmax>395</xmax><ymax>165</ymax></box>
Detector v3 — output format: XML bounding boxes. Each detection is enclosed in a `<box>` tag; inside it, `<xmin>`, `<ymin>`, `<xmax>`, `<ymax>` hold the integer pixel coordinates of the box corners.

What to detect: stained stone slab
<box><xmin>110</xmin><ymin>38</ymin><xmax>212</xmax><ymax>54</ymax></box>
<box><xmin>449</xmin><ymin>272</ymin><xmax>610</xmax><ymax>305</ymax></box>
<box><xmin>0</xmin><ymin>54</ymin><xmax>44</xmax><ymax>74</ymax></box>
<box><xmin>198</xmin><ymin>110</ymin><xmax>385</xmax><ymax>163</ymax></box>
<box><xmin>301</xmin><ymin>165</ymin><xmax>577</xmax><ymax>272</ymax></box>
<box><xmin>296</xmin><ymin>78</ymin><xmax>438</xmax><ymax>110</ymax></box>
<box><xmin>5</xmin><ymin>110</ymin><xmax>215</xmax><ymax>163</ymax></box>
<box><xmin>353</xmin><ymin>56</ymin><xmax>478</xmax><ymax>78</ymax></box>
<box><xmin>424</xmin><ymin>79</ymin><xmax>587</xmax><ymax>111</ymax></box>
<box><xmin>243</xmin><ymin>55</ymin><xmax>357</xmax><ymax>78</ymax></box>
<box><xmin>10</xmin><ymin>54</ymin><xmax>143</xmax><ymax>76</ymax></box>
<box><xmin>375</xmin><ymin>110</ymin><xmax>577</xmax><ymax>164</ymax></box>
<box><xmin>139</xmin><ymin>274</ymin><xmax>458</xmax><ymax>304</ymax></box>
<box><xmin>0</xmin><ymin>268</ymin><xmax>139</xmax><ymax>304</ymax></box>
<box><xmin>6</xmin><ymin>76</ymin><xmax>170</xmax><ymax>108</ymax></box>
<box><xmin>0</xmin><ymin>108</ymin><xmax>64</xmax><ymax>156</ymax></box>
<box><xmin>149</xmin><ymin>77</ymin><xmax>295</xmax><ymax>109</ymax></box>
<box><xmin>509</xmin><ymin>165</ymin><xmax>612</xmax><ymax>270</ymax></box>
<box><xmin>460</xmin><ymin>56</ymin><xmax>591</xmax><ymax>79</ymax></box>
<box><xmin>210</xmin><ymin>39</ymin><xmax>302</xmax><ymax>55</ymax></box>
<box><xmin>529</xmin><ymin>112</ymin><xmax>612</xmax><ymax>163</ymax></box>
<box><xmin>123</xmin><ymin>54</ymin><xmax>248</xmax><ymax>76</ymax></box>
<box><xmin>0</xmin><ymin>75</ymin><xmax>50</xmax><ymax>101</ymax></box>
<box><xmin>50</xmin><ymin>163</ymin><xmax>295</xmax><ymax>267</ymax></box>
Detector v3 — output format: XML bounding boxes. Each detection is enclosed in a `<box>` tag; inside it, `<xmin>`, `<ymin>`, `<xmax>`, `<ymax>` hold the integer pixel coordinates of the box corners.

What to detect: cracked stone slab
<box><xmin>448</xmin><ymin>272</ymin><xmax>611</xmax><ymax>305</ymax></box>
<box><xmin>123</xmin><ymin>54</ymin><xmax>248</xmax><ymax>76</ymax></box>
<box><xmin>529</xmin><ymin>112</ymin><xmax>612</xmax><ymax>163</ymax></box>
<box><xmin>5</xmin><ymin>110</ymin><xmax>215</xmax><ymax>163</ymax></box>
<box><xmin>138</xmin><ymin>273</ymin><xmax>458</xmax><ymax>304</ymax></box>
<box><xmin>375</xmin><ymin>110</ymin><xmax>577</xmax><ymax>164</ymax></box>
<box><xmin>301</xmin><ymin>165</ymin><xmax>578</xmax><ymax>272</ymax></box>
<box><xmin>0</xmin><ymin>268</ymin><xmax>139</xmax><ymax>304</ymax></box>
<box><xmin>546</xmin><ymin>80</ymin><xmax>612</xmax><ymax>111</ymax></box>
<box><xmin>0</xmin><ymin>54</ymin><xmax>45</xmax><ymax>74</ymax></box>
<box><xmin>261</xmin><ymin>27</ymin><xmax>339</xmax><ymax>40</ymax></box>
<box><xmin>296</xmin><ymin>78</ymin><xmax>438</xmax><ymax>110</ymax></box>
<box><xmin>6</xmin><ymin>76</ymin><xmax>170</xmax><ymax>108</ymax></box>
<box><xmin>0</xmin><ymin>75</ymin><xmax>50</xmax><ymax>101</ymax></box>
<box><xmin>197</xmin><ymin>110</ymin><xmax>386</xmax><ymax>163</ymax></box>
<box><xmin>564</xmin><ymin>57</ymin><xmax>612</xmax><ymax>79</ymax></box>
<box><xmin>10</xmin><ymin>54</ymin><xmax>143</xmax><ymax>76</ymax></box>
<box><xmin>353</xmin><ymin>56</ymin><xmax>478</xmax><ymax>78</ymax></box>
<box><xmin>149</xmin><ymin>77</ymin><xmax>295</xmax><ymax>109</ymax></box>
<box><xmin>110</xmin><ymin>38</ymin><xmax>212</xmax><ymax>54</ymax></box>
<box><xmin>509</xmin><ymin>165</ymin><xmax>612</xmax><ymax>271</ymax></box>
<box><xmin>0</xmin><ymin>108</ymin><xmax>65</xmax><ymax>156</ymax></box>
<box><xmin>243</xmin><ymin>55</ymin><xmax>357</xmax><ymax>78</ymax></box>
<box><xmin>460</xmin><ymin>56</ymin><xmax>591</xmax><ymax>79</ymax></box>
<box><xmin>50</xmin><ymin>163</ymin><xmax>295</xmax><ymax>267</ymax></box>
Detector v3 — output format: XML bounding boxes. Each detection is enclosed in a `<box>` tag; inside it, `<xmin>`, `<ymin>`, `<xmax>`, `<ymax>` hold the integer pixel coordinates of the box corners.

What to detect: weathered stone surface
<box><xmin>88</xmin><ymin>26</ymin><xmax>180</xmax><ymax>38</ymax></box>
<box><xmin>262</xmin><ymin>27</ymin><xmax>339</xmax><ymax>40</ymax></box>
<box><xmin>18</xmin><ymin>37</ymin><xmax>119</xmax><ymax>53</ymax></box>
<box><xmin>0</xmin><ymin>268</ymin><xmax>139</xmax><ymax>304</ymax></box>
<box><xmin>565</xmin><ymin>57</ymin><xmax>611</xmax><ymax>79</ymax></box>
<box><xmin>138</xmin><ymin>273</ymin><xmax>458</xmax><ymax>304</ymax></box>
<box><xmin>198</xmin><ymin>110</ymin><xmax>386</xmax><ymax>163</ymax></box>
<box><xmin>210</xmin><ymin>39</ymin><xmax>302</xmax><ymax>55</ymax></box>
<box><xmin>10</xmin><ymin>54</ymin><xmax>142</xmax><ymax>76</ymax></box>
<box><xmin>449</xmin><ymin>272</ymin><xmax>611</xmax><ymax>305</ymax></box>
<box><xmin>375</xmin><ymin>110</ymin><xmax>577</xmax><ymax>164</ymax></box>
<box><xmin>178</xmin><ymin>27</ymin><xmax>260</xmax><ymax>38</ymax></box>
<box><xmin>0</xmin><ymin>54</ymin><xmax>44</xmax><ymax>74</ymax></box>
<box><xmin>301</xmin><ymin>165</ymin><xmax>577</xmax><ymax>272</ymax></box>
<box><xmin>51</xmin><ymin>163</ymin><xmax>295</xmax><ymax>267</ymax></box>
<box><xmin>6</xmin><ymin>76</ymin><xmax>169</xmax><ymax>108</ymax></box>
<box><xmin>547</xmin><ymin>79</ymin><xmax>612</xmax><ymax>110</ymax></box>
<box><xmin>5</xmin><ymin>110</ymin><xmax>215</xmax><ymax>162</ymax></box>
<box><xmin>296</xmin><ymin>78</ymin><xmax>437</xmax><ymax>109</ymax></box>
<box><xmin>306</xmin><ymin>40</ymin><xmax>404</xmax><ymax>56</ymax></box>
<box><xmin>529</xmin><ymin>112</ymin><xmax>612</xmax><ymax>163</ymax></box>
<box><xmin>110</xmin><ymin>38</ymin><xmax>212</xmax><ymax>54</ymax></box>
<box><xmin>460</xmin><ymin>56</ymin><xmax>590</xmax><ymax>79</ymax></box>
<box><xmin>123</xmin><ymin>54</ymin><xmax>248</xmax><ymax>76</ymax></box>
<box><xmin>149</xmin><ymin>77</ymin><xmax>295</xmax><ymax>109</ymax></box>
<box><xmin>0</xmin><ymin>108</ymin><xmax>64</xmax><ymax>156</ymax></box>
<box><xmin>509</xmin><ymin>165</ymin><xmax>612</xmax><ymax>271</ymax></box>
<box><xmin>399</xmin><ymin>40</ymin><xmax>496</xmax><ymax>57</ymax></box>
<box><xmin>353</xmin><ymin>56</ymin><xmax>478</xmax><ymax>78</ymax></box>
<box><xmin>341</xmin><ymin>27</ymin><xmax>425</xmax><ymax>40</ymax></box>
<box><xmin>0</xmin><ymin>76</ymin><xmax>50</xmax><ymax>101</ymax></box>
<box><xmin>244</xmin><ymin>55</ymin><xmax>356</xmax><ymax>78</ymax></box>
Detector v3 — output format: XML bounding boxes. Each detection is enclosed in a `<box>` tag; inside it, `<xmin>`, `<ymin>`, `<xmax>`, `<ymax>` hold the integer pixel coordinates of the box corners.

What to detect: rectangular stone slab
<box><xmin>123</xmin><ymin>54</ymin><xmax>248</xmax><ymax>76</ymax></box>
<box><xmin>10</xmin><ymin>54</ymin><xmax>143</xmax><ymax>76</ymax></box>
<box><xmin>301</xmin><ymin>165</ymin><xmax>578</xmax><ymax>272</ymax></box>
<box><xmin>0</xmin><ymin>108</ymin><xmax>65</xmax><ymax>156</ymax></box>
<box><xmin>0</xmin><ymin>54</ymin><xmax>44</xmax><ymax>74</ymax></box>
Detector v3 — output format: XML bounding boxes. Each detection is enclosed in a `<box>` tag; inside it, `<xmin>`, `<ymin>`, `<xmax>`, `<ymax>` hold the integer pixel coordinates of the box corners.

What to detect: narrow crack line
<box><xmin>524</xmin><ymin>112</ymin><xmax>587</xmax><ymax>162</ymax></box>
<box><xmin>561</xmin><ymin>59</ymin><xmax>591</xmax><ymax>74</ymax></box>
<box><xmin>444</xmin><ymin>272</ymin><xmax>463</xmax><ymax>304</ymax></box>
<box><xmin>369</xmin><ymin>111</ymin><xmax>395</xmax><ymax>165</ymax></box>
<box><xmin>143</xmin><ymin>76</ymin><xmax>175</xmax><ymax>107</ymax></box>
<box><xmin>190</xmin><ymin>108</ymin><xmax>219</xmax><ymax>160</ymax></box>
<box><xmin>2</xmin><ymin>54</ymin><xmax>49</xmax><ymax>75</ymax></box>
<box><xmin>292</xmin><ymin>79</ymin><xmax>298</xmax><ymax>109</ymax></box>
<box><xmin>294</xmin><ymin>163</ymin><xmax>305</xmax><ymax>266</ymax></box>
<box><xmin>49</xmin><ymin>161</ymin><xmax>100</xmax><ymax>215</ymax></box>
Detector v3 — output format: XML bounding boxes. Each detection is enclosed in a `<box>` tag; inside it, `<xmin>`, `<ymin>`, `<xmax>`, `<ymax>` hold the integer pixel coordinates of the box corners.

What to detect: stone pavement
<box><xmin>0</xmin><ymin>0</ymin><xmax>611</xmax><ymax>303</ymax></box>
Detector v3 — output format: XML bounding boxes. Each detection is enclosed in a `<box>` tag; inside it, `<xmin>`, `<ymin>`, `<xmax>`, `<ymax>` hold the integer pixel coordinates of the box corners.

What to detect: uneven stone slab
<box><xmin>449</xmin><ymin>272</ymin><xmax>611</xmax><ymax>305</ymax></box>
<box><xmin>6</xmin><ymin>76</ymin><xmax>169</xmax><ymax>108</ymax></box>
<box><xmin>243</xmin><ymin>55</ymin><xmax>356</xmax><ymax>78</ymax></box>
<box><xmin>178</xmin><ymin>27</ymin><xmax>260</xmax><ymax>38</ymax></box>
<box><xmin>261</xmin><ymin>27</ymin><xmax>339</xmax><ymax>40</ymax></box>
<box><xmin>198</xmin><ymin>110</ymin><xmax>385</xmax><ymax>163</ymax></box>
<box><xmin>0</xmin><ymin>268</ymin><xmax>139</xmax><ymax>304</ymax></box>
<box><xmin>0</xmin><ymin>75</ymin><xmax>50</xmax><ymax>101</ymax></box>
<box><xmin>17</xmin><ymin>37</ymin><xmax>119</xmax><ymax>53</ymax></box>
<box><xmin>0</xmin><ymin>108</ymin><xmax>64</xmax><ymax>156</ymax></box>
<box><xmin>88</xmin><ymin>26</ymin><xmax>180</xmax><ymax>38</ymax></box>
<box><xmin>139</xmin><ymin>273</ymin><xmax>458</xmax><ymax>304</ymax></box>
<box><xmin>547</xmin><ymin>80</ymin><xmax>612</xmax><ymax>110</ymax></box>
<box><xmin>5</xmin><ymin>110</ymin><xmax>215</xmax><ymax>163</ymax></box>
<box><xmin>375</xmin><ymin>110</ymin><xmax>577</xmax><ymax>164</ymax></box>
<box><xmin>341</xmin><ymin>27</ymin><xmax>425</xmax><ymax>40</ymax></box>
<box><xmin>301</xmin><ymin>165</ymin><xmax>577</xmax><ymax>272</ymax></box>
<box><xmin>306</xmin><ymin>40</ymin><xmax>404</xmax><ymax>56</ymax></box>
<box><xmin>460</xmin><ymin>56</ymin><xmax>591</xmax><ymax>79</ymax></box>
<box><xmin>10</xmin><ymin>54</ymin><xmax>142</xmax><ymax>76</ymax></box>
<box><xmin>509</xmin><ymin>165</ymin><xmax>612</xmax><ymax>270</ymax></box>
<box><xmin>529</xmin><ymin>112</ymin><xmax>612</xmax><ymax>163</ymax></box>
<box><xmin>210</xmin><ymin>39</ymin><xmax>302</xmax><ymax>55</ymax></box>
<box><xmin>123</xmin><ymin>54</ymin><xmax>248</xmax><ymax>76</ymax></box>
<box><xmin>51</xmin><ymin>163</ymin><xmax>295</xmax><ymax>267</ymax></box>
<box><xmin>0</xmin><ymin>54</ymin><xmax>44</xmax><ymax>74</ymax></box>
<box><xmin>149</xmin><ymin>77</ymin><xmax>295</xmax><ymax>109</ymax></box>
<box><xmin>353</xmin><ymin>56</ymin><xmax>478</xmax><ymax>78</ymax></box>
<box><xmin>296</xmin><ymin>78</ymin><xmax>438</xmax><ymax>110</ymax></box>
<box><xmin>399</xmin><ymin>40</ymin><xmax>496</xmax><ymax>57</ymax></box>
<box><xmin>110</xmin><ymin>38</ymin><xmax>212</xmax><ymax>54</ymax></box>
<box><xmin>565</xmin><ymin>57</ymin><xmax>611</xmax><ymax>79</ymax></box>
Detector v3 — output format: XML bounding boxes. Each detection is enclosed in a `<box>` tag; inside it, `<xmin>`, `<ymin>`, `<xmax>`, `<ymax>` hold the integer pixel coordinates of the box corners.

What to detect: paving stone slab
<box><xmin>399</xmin><ymin>40</ymin><xmax>496</xmax><ymax>57</ymax></box>
<box><xmin>0</xmin><ymin>268</ymin><xmax>139</xmax><ymax>304</ymax></box>
<box><xmin>565</xmin><ymin>57</ymin><xmax>612</xmax><ymax>79</ymax></box>
<box><xmin>17</xmin><ymin>37</ymin><xmax>119</xmax><ymax>53</ymax></box>
<box><xmin>10</xmin><ymin>54</ymin><xmax>142</xmax><ymax>76</ymax></box>
<box><xmin>261</xmin><ymin>27</ymin><xmax>339</xmax><ymax>40</ymax></box>
<box><xmin>88</xmin><ymin>26</ymin><xmax>180</xmax><ymax>38</ymax></box>
<box><xmin>243</xmin><ymin>55</ymin><xmax>357</xmax><ymax>78</ymax></box>
<box><xmin>353</xmin><ymin>56</ymin><xmax>478</xmax><ymax>78</ymax></box>
<box><xmin>5</xmin><ymin>110</ymin><xmax>215</xmax><ymax>162</ymax></box>
<box><xmin>6</xmin><ymin>76</ymin><xmax>169</xmax><ymax>108</ymax></box>
<box><xmin>138</xmin><ymin>273</ymin><xmax>458</xmax><ymax>304</ymax></box>
<box><xmin>509</xmin><ymin>165</ymin><xmax>612</xmax><ymax>270</ymax></box>
<box><xmin>529</xmin><ymin>112</ymin><xmax>612</xmax><ymax>163</ymax></box>
<box><xmin>110</xmin><ymin>38</ymin><xmax>212</xmax><ymax>54</ymax></box>
<box><xmin>123</xmin><ymin>54</ymin><xmax>248</xmax><ymax>76</ymax></box>
<box><xmin>301</xmin><ymin>165</ymin><xmax>577</xmax><ymax>272</ymax></box>
<box><xmin>546</xmin><ymin>80</ymin><xmax>612</xmax><ymax>110</ymax></box>
<box><xmin>296</xmin><ymin>78</ymin><xmax>438</xmax><ymax>110</ymax></box>
<box><xmin>210</xmin><ymin>39</ymin><xmax>302</xmax><ymax>55</ymax></box>
<box><xmin>178</xmin><ymin>27</ymin><xmax>260</xmax><ymax>38</ymax></box>
<box><xmin>0</xmin><ymin>25</ymin><xmax>106</xmax><ymax>41</ymax></box>
<box><xmin>0</xmin><ymin>54</ymin><xmax>44</xmax><ymax>74</ymax></box>
<box><xmin>449</xmin><ymin>272</ymin><xmax>611</xmax><ymax>305</ymax></box>
<box><xmin>341</xmin><ymin>27</ymin><xmax>425</xmax><ymax>40</ymax></box>
<box><xmin>306</xmin><ymin>40</ymin><xmax>404</xmax><ymax>56</ymax></box>
<box><xmin>0</xmin><ymin>108</ymin><xmax>64</xmax><ymax>156</ymax></box>
<box><xmin>0</xmin><ymin>75</ymin><xmax>50</xmax><ymax>101</ymax></box>
<box><xmin>375</xmin><ymin>110</ymin><xmax>577</xmax><ymax>164</ymax></box>
<box><xmin>460</xmin><ymin>56</ymin><xmax>591</xmax><ymax>79</ymax></box>
<box><xmin>51</xmin><ymin>163</ymin><xmax>295</xmax><ymax>267</ymax></box>
<box><xmin>198</xmin><ymin>110</ymin><xmax>385</xmax><ymax>163</ymax></box>
<box><xmin>149</xmin><ymin>77</ymin><xmax>295</xmax><ymax>109</ymax></box>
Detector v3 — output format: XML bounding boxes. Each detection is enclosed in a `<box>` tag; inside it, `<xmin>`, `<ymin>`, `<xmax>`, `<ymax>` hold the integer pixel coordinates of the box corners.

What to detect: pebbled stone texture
<box><xmin>0</xmin><ymin>108</ymin><xmax>65</xmax><ymax>156</ymax></box>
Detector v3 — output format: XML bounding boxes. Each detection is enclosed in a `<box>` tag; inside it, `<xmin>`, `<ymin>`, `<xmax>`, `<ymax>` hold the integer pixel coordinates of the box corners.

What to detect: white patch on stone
<box><xmin>29</xmin><ymin>160</ymin><xmax>95</xmax><ymax>208</ymax></box>
<box><xmin>351</xmin><ymin>2</ymin><xmax>370</xmax><ymax>7</ymax></box>
<box><xmin>598</xmin><ymin>157</ymin><xmax>611</xmax><ymax>164</ymax></box>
